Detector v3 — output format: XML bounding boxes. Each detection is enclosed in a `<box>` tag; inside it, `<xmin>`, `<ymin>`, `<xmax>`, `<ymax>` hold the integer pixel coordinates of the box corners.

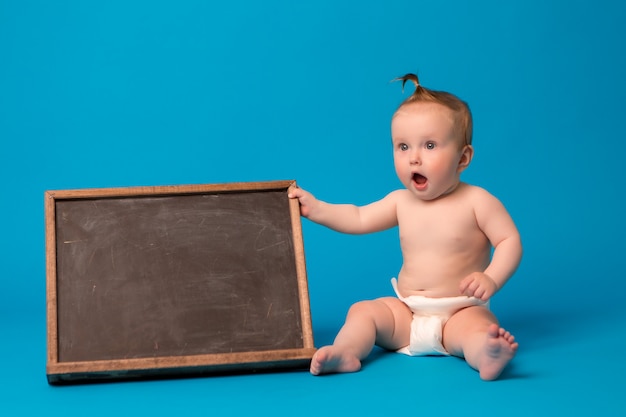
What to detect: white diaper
<box><xmin>391</xmin><ymin>278</ymin><xmax>488</xmax><ymax>356</ymax></box>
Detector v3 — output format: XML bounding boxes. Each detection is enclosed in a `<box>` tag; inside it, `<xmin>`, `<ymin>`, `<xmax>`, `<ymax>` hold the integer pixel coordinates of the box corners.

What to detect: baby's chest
<box><xmin>397</xmin><ymin>205</ymin><xmax>480</xmax><ymax>247</ymax></box>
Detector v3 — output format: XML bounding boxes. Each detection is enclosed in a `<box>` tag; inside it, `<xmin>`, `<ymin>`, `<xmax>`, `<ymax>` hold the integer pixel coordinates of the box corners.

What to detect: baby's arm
<box><xmin>460</xmin><ymin>188</ymin><xmax>522</xmax><ymax>300</ymax></box>
<box><xmin>288</xmin><ymin>186</ymin><xmax>399</xmax><ymax>234</ymax></box>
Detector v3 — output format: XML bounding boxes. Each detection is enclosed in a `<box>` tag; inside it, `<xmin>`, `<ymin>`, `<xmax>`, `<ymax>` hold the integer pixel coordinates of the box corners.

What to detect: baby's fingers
<box><xmin>287</xmin><ymin>187</ymin><xmax>315</xmax><ymax>218</ymax></box>
<box><xmin>472</xmin><ymin>286</ymin><xmax>487</xmax><ymax>300</ymax></box>
<box><xmin>288</xmin><ymin>188</ymin><xmax>303</xmax><ymax>199</ymax></box>
<box><xmin>460</xmin><ymin>275</ymin><xmax>486</xmax><ymax>298</ymax></box>
<box><xmin>459</xmin><ymin>275</ymin><xmax>476</xmax><ymax>294</ymax></box>
<box><xmin>465</xmin><ymin>284</ymin><xmax>480</xmax><ymax>298</ymax></box>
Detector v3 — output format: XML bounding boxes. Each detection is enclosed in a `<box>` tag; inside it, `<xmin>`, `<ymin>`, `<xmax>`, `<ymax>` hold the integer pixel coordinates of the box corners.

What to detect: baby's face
<box><xmin>391</xmin><ymin>102</ymin><xmax>469</xmax><ymax>200</ymax></box>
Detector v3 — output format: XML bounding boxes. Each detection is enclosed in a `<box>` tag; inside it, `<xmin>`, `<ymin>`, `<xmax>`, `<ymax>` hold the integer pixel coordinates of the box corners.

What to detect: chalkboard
<box><xmin>45</xmin><ymin>180</ymin><xmax>315</xmax><ymax>384</ymax></box>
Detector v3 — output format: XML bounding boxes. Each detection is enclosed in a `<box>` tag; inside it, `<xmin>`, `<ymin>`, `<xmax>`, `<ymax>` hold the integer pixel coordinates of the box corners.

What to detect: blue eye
<box><xmin>426</xmin><ymin>142</ymin><xmax>436</xmax><ymax>150</ymax></box>
<box><xmin>399</xmin><ymin>143</ymin><xmax>409</xmax><ymax>151</ymax></box>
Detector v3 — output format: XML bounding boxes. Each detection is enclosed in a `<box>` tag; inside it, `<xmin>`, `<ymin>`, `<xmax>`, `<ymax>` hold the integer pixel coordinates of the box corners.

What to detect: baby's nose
<box><xmin>410</xmin><ymin>150</ymin><xmax>421</xmax><ymax>164</ymax></box>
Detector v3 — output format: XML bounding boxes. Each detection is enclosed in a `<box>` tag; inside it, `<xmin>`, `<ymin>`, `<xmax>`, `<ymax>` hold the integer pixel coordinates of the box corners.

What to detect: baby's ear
<box><xmin>457</xmin><ymin>145</ymin><xmax>474</xmax><ymax>172</ymax></box>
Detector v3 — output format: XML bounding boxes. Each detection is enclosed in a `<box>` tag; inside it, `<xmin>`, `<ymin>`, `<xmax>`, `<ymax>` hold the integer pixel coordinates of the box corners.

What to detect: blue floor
<box><xmin>2</xmin><ymin>255</ymin><xmax>625</xmax><ymax>416</ymax></box>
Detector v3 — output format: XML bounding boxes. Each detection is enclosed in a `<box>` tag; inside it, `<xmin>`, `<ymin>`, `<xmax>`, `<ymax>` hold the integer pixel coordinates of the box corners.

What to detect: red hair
<box><xmin>394</xmin><ymin>73</ymin><xmax>473</xmax><ymax>148</ymax></box>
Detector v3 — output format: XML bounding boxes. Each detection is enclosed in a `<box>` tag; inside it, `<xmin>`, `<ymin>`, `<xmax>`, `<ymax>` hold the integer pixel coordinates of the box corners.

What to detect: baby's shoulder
<box><xmin>458</xmin><ymin>183</ymin><xmax>493</xmax><ymax>198</ymax></box>
<box><xmin>456</xmin><ymin>183</ymin><xmax>504</xmax><ymax>209</ymax></box>
<box><xmin>385</xmin><ymin>188</ymin><xmax>413</xmax><ymax>202</ymax></box>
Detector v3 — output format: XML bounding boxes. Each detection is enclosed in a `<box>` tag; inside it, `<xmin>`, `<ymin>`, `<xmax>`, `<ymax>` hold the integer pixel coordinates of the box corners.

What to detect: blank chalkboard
<box><xmin>45</xmin><ymin>180</ymin><xmax>315</xmax><ymax>384</ymax></box>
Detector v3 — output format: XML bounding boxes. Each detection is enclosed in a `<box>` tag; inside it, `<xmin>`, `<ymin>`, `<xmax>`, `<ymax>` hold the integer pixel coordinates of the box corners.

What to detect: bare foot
<box><xmin>478</xmin><ymin>324</ymin><xmax>518</xmax><ymax>381</ymax></box>
<box><xmin>310</xmin><ymin>345</ymin><xmax>362</xmax><ymax>375</ymax></box>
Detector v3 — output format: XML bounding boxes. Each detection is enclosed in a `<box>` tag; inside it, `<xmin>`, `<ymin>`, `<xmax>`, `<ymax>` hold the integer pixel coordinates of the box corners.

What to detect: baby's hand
<box><xmin>288</xmin><ymin>186</ymin><xmax>318</xmax><ymax>218</ymax></box>
<box><xmin>459</xmin><ymin>272</ymin><xmax>498</xmax><ymax>301</ymax></box>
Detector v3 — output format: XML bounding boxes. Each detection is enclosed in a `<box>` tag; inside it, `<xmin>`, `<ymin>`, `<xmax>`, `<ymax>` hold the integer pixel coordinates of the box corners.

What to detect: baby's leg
<box><xmin>310</xmin><ymin>297</ymin><xmax>411</xmax><ymax>375</ymax></box>
<box><xmin>442</xmin><ymin>306</ymin><xmax>518</xmax><ymax>381</ymax></box>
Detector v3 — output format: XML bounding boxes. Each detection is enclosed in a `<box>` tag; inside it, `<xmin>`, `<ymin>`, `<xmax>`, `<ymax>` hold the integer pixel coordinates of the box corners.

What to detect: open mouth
<box><xmin>412</xmin><ymin>173</ymin><xmax>427</xmax><ymax>187</ymax></box>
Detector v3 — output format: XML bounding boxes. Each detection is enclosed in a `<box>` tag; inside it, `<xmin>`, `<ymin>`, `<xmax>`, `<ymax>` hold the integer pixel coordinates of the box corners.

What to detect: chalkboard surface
<box><xmin>45</xmin><ymin>181</ymin><xmax>315</xmax><ymax>384</ymax></box>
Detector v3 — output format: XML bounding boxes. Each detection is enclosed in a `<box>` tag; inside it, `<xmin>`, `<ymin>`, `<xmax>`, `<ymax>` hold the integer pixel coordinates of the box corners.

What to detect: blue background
<box><xmin>1</xmin><ymin>0</ymin><xmax>625</xmax><ymax>415</ymax></box>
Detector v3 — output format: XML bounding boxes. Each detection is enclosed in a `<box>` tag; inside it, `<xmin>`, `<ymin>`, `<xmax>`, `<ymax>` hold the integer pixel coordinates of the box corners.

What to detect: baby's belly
<box><xmin>396</xmin><ymin>268</ymin><xmax>465</xmax><ymax>298</ymax></box>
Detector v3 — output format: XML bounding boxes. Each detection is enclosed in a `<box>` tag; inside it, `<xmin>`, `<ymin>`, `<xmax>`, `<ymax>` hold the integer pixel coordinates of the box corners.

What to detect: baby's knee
<box><xmin>346</xmin><ymin>297</ymin><xmax>405</xmax><ymax>321</ymax></box>
<box><xmin>346</xmin><ymin>300</ymin><xmax>377</xmax><ymax>317</ymax></box>
<box><xmin>447</xmin><ymin>305</ymin><xmax>498</xmax><ymax>333</ymax></box>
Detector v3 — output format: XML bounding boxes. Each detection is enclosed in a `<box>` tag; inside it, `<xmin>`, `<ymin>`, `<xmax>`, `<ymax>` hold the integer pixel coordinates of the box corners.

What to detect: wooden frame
<box><xmin>45</xmin><ymin>180</ymin><xmax>315</xmax><ymax>384</ymax></box>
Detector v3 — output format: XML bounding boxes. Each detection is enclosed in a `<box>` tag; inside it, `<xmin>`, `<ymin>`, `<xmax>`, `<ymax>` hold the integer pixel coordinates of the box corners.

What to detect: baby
<box><xmin>289</xmin><ymin>74</ymin><xmax>522</xmax><ymax>380</ymax></box>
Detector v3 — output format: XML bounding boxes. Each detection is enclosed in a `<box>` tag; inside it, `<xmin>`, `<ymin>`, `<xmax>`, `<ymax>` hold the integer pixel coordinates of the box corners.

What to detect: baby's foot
<box><xmin>310</xmin><ymin>345</ymin><xmax>362</xmax><ymax>375</ymax></box>
<box><xmin>478</xmin><ymin>324</ymin><xmax>518</xmax><ymax>381</ymax></box>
